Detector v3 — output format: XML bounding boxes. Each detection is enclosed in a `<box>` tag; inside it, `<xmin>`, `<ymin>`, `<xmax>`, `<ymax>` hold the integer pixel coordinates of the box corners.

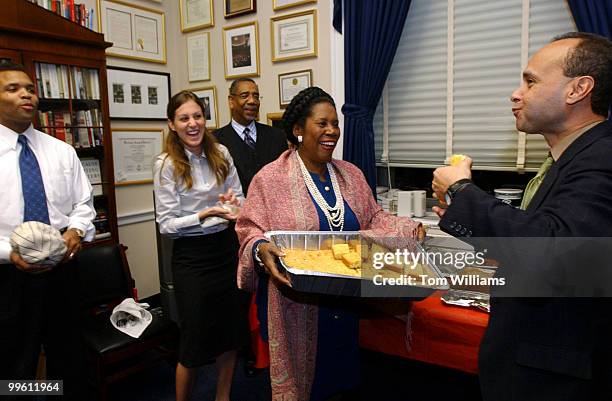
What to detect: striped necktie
<box><xmin>243</xmin><ymin>127</ymin><xmax>256</xmax><ymax>150</ymax></box>
<box><xmin>18</xmin><ymin>135</ymin><xmax>50</xmax><ymax>224</ymax></box>
<box><xmin>520</xmin><ymin>153</ymin><xmax>554</xmax><ymax>210</ymax></box>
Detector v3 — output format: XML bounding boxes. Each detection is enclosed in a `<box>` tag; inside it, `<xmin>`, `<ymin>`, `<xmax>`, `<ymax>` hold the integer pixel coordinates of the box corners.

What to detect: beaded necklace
<box><xmin>296</xmin><ymin>151</ymin><xmax>345</xmax><ymax>231</ymax></box>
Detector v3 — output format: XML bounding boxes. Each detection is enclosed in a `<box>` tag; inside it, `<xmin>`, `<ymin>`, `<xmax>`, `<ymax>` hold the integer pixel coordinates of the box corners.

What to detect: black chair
<box><xmin>76</xmin><ymin>244</ymin><xmax>178</xmax><ymax>401</ymax></box>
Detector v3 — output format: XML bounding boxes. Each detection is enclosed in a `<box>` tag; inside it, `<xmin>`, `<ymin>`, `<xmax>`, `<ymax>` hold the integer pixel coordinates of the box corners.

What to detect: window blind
<box><xmin>374</xmin><ymin>0</ymin><xmax>576</xmax><ymax>170</ymax></box>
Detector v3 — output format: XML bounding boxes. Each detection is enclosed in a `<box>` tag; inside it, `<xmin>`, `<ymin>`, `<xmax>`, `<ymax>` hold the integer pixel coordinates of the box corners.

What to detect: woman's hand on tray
<box><xmin>258</xmin><ymin>242</ymin><xmax>291</xmax><ymax>287</ymax></box>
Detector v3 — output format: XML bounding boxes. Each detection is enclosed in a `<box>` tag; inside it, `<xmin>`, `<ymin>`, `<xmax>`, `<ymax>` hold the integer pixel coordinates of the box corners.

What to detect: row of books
<box><xmin>27</xmin><ymin>0</ymin><xmax>94</xmax><ymax>30</ymax></box>
<box><xmin>41</xmin><ymin>126</ymin><xmax>103</xmax><ymax>149</ymax></box>
<box><xmin>38</xmin><ymin>109</ymin><xmax>102</xmax><ymax>128</ymax></box>
<box><xmin>35</xmin><ymin>63</ymin><xmax>100</xmax><ymax>100</ymax></box>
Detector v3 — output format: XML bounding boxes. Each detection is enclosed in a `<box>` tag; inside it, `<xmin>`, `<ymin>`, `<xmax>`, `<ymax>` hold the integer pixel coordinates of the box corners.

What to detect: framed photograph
<box><xmin>107</xmin><ymin>66</ymin><xmax>171</xmax><ymax>120</ymax></box>
<box><xmin>271</xmin><ymin>10</ymin><xmax>317</xmax><ymax>62</ymax></box>
<box><xmin>98</xmin><ymin>0</ymin><xmax>167</xmax><ymax>63</ymax></box>
<box><xmin>179</xmin><ymin>0</ymin><xmax>214</xmax><ymax>32</ymax></box>
<box><xmin>187</xmin><ymin>32</ymin><xmax>211</xmax><ymax>82</ymax></box>
<box><xmin>191</xmin><ymin>86</ymin><xmax>219</xmax><ymax>129</ymax></box>
<box><xmin>111</xmin><ymin>128</ymin><xmax>164</xmax><ymax>185</ymax></box>
<box><xmin>273</xmin><ymin>0</ymin><xmax>316</xmax><ymax>11</ymax></box>
<box><xmin>225</xmin><ymin>0</ymin><xmax>256</xmax><ymax>19</ymax></box>
<box><xmin>278</xmin><ymin>69</ymin><xmax>312</xmax><ymax>108</ymax></box>
<box><xmin>223</xmin><ymin>21</ymin><xmax>260</xmax><ymax>79</ymax></box>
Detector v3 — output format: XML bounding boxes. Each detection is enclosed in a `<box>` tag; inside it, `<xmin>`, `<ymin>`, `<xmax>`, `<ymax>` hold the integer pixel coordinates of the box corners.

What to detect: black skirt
<box><xmin>172</xmin><ymin>227</ymin><xmax>248</xmax><ymax>367</ymax></box>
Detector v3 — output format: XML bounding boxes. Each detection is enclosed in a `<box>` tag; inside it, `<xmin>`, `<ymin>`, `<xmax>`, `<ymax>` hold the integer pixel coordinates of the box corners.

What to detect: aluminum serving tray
<box><xmin>265</xmin><ymin>230</ymin><xmax>449</xmax><ymax>298</ymax></box>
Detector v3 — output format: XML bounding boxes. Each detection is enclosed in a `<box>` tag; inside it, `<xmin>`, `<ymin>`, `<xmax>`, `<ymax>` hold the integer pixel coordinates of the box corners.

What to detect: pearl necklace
<box><xmin>296</xmin><ymin>152</ymin><xmax>345</xmax><ymax>231</ymax></box>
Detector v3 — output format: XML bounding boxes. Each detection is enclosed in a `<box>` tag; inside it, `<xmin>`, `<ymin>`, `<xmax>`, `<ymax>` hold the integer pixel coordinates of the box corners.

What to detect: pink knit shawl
<box><xmin>236</xmin><ymin>149</ymin><xmax>420</xmax><ymax>401</ymax></box>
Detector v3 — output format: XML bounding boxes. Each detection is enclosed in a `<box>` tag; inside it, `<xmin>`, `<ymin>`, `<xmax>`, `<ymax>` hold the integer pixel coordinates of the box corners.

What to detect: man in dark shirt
<box><xmin>215</xmin><ymin>78</ymin><xmax>287</xmax><ymax>376</ymax></box>
<box><xmin>215</xmin><ymin>78</ymin><xmax>287</xmax><ymax>195</ymax></box>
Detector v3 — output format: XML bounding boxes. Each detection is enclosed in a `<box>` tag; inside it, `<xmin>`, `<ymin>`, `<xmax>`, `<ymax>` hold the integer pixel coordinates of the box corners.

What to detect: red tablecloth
<box><xmin>358</xmin><ymin>292</ymin><xmax>489</xmax><ymax>373</ymax></box>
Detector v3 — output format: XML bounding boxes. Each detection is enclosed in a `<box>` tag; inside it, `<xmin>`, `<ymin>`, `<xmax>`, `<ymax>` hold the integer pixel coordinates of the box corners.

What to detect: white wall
<box><xmin>104</xmin><ymin>0</ymin><xmax>335</xmax><ymax>298</ymax></box>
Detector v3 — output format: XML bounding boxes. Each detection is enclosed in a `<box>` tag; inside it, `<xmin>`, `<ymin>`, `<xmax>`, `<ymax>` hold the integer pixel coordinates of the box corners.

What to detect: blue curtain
<box><xmin>333</xmin><ymin>0</ymin><xmax>342</xmax><ymax>33</ymax></box>
<box><xmin>341</xmin><ymin>0</ymin><xmax>411</xmax><ymax>195</ymax></box>
<box><xmin>567</xmin><ymin>0</ymin><xmax>612</xmax><ymax>39</ymax></box>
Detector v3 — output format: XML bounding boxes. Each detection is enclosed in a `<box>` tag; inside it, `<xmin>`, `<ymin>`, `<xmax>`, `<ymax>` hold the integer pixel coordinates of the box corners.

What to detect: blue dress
<box><xmin>255</xmin><ymin>168</ymin><xmax>361</xmax><ymax>401</ymax></box>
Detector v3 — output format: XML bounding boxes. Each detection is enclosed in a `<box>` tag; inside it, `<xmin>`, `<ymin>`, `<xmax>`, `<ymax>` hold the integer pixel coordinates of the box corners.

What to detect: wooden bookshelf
<box><xmin>0</xmin><ymin>0</ymin><xmax>118</xmax><ymax>245</ymax></box>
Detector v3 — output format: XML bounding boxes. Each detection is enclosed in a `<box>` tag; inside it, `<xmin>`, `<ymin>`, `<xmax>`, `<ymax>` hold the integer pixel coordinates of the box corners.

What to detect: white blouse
<box><xmin>153</xmin><ymin>144</ymin><xmax>244</xmax><ymax>238</ymax></box>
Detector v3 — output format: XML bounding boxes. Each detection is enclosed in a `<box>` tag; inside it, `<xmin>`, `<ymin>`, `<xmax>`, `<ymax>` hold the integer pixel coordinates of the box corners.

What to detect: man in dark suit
<box><xmin>432</xmin><ymin>32</ymin><xmax>612</xmax><ymax>401</ymax></box>
<box><xmin>215</xmin><ymin>78</ymin><xmax>287</xmax><ymax>195</ymax></box>
<box><xmin>215</xmin><ymin>78</ymin><xmax>287</xmax><ymax>376</ymax></box>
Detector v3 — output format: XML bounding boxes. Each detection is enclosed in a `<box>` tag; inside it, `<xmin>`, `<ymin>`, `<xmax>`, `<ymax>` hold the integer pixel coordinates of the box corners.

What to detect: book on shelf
<box><xmin>27</xmin><ymin>0</ymin><xmax>95</xmax><ymax>30</ymax></box>
<box><xmin>35</xmin><ymin>62</ymin><xmax>100</xmax><ymax>100</ymax></box>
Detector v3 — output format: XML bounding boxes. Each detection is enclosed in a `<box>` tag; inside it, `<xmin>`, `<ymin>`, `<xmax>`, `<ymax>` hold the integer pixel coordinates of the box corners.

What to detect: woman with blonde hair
<box><xmin>153</xmin><ymin>90</ymin><xmax>247</xmax><ymax>401</ymax></box>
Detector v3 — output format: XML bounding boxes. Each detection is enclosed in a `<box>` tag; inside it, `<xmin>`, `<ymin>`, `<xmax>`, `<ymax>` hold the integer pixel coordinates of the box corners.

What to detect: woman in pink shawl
<box><xmin>235</xmin><ymin>87</ymin><xmax>422</xmax><ymax>401</ymax></box>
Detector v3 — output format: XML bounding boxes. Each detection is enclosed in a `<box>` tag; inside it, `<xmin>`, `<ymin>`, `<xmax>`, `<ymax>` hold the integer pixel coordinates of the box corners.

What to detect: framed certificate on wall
<box><xmin>98</xmin><ymin>0</ymin><xmax>167</xmax><ymax>63</ymax></box>
<box><xmin>179</xmin><ymin>0</ymin><xmax>214</xmax><ymax>32</ymax></box>
<box><xmin>271</xmin><ymin>10</ymin><xmax>317</xmax><ymax>62</ymax></box>
<box><xmin>278</xmin><ymin>69</ymin><xmax>312</xmax><ymax>108</ymax></box>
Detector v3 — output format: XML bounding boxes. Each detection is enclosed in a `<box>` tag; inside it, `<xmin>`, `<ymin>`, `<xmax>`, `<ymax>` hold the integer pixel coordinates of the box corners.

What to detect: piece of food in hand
<box><xmin>10</xmin><ymin>221</ymin><xmax>67</xmax><ymax>267</ymax></box>
<box><xmin>342</xmin><ymin>252</ymin><xmax>361</xmax><ymax>269</ymax></box>
<box><xmin>332</xmin><ymin>243</ymin><xmax>350</xmax><ymax>260</ymax></box>
<box><xmin>449</xmin><ymin>154</ymin><xmax>468</xmax><ymax>166</ymax></box>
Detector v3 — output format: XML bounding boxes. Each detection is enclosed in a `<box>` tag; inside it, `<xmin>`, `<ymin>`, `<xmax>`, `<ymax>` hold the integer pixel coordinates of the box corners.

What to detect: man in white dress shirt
<box><xmin>0</xmin><ymin>61</ymin><xmax>95</xmax><ymax>400</ymax></box>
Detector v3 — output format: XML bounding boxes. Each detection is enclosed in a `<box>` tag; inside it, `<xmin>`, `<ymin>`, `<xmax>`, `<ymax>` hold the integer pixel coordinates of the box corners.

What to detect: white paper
<box><xmin>279</xmin><ymin>21</ymin><xmax>309</xmax><ymax>53</ymax></box>
<box><xmin>187</xmin><ymin>33</ymin><xmax>210</xmax><ymax>81</ymax></box>
<box><xmin>134</xmin><ymin>14</ymin><xmax>159</xmax><ymax>54</ymax></box>
<box><xmin>106</xmin><ymin>8</ymin><xmax>132</xmax><ymax>50</ymax></box>
<box><xmin>110</xmin><ymin>298</ymin><xmax>152</xmax><ymax>338</ymax></box>
<box><xmin>186</xmin><ymin>0</ymin><xmax>210</xmax><ymax>25</ymax></box>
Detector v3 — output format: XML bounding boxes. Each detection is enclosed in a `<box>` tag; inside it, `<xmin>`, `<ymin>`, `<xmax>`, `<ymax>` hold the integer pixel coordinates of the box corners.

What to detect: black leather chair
<box><xmin>76</xmin><ymin>244</ymin><xmax>178</xmax><ymax>401</ymax></box>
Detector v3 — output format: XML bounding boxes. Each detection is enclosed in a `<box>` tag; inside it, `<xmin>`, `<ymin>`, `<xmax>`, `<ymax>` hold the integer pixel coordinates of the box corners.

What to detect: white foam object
<box><xmin>10</xmin><ymin>221</ymin><xmax>67</xmax><ymax>266</ymax></box>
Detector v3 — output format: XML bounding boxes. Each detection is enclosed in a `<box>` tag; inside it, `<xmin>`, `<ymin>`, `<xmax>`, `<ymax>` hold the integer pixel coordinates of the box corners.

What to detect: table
<box><xmin>359</xmin><ymin>292</ymin><xmax>489</xmax><ymax>373</ymax></box>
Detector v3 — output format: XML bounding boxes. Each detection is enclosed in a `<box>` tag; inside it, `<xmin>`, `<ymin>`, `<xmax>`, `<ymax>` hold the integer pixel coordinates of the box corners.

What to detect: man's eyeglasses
<box><xmin>230</xmin><ymin>92</ymin><xmax>261</xmax><ymax>101</ymax></box>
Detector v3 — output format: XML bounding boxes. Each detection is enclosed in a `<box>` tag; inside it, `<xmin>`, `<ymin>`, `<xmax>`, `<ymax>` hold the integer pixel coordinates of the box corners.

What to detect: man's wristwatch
<box><xmin>445</xmin><ymin>178</ymin><xmax>473</xmax><ymax>204</ymax></box>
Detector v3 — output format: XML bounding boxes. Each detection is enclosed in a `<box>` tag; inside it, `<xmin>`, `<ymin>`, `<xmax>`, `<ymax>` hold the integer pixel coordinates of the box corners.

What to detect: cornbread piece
<box><xmin>342</xmin><ymin>252</ymin><xmax>361</xmax><ymax>269</ymax></box>
<box><xmin>282</xmin><ymin>249</ymin><xmax>360</xmax><ymax>277</ymax></box>
<box><xmin>332</xmin><ymin>243</ymin><xmax>350</xmax><ymax>260</ymax></box>
<box><xmin>449</xmin><ymin>154</ymin><xmax>467</xmax><ymax>166</ymax></box>
<box><xmin>348</xmin><ymin>239</ymin><xmax>364</xmax><ymax>259</ymax></box>
<box><xmin>322</xmin><ymin>238</ymin><xmax>344</xmax><ymax>250</ymax></box>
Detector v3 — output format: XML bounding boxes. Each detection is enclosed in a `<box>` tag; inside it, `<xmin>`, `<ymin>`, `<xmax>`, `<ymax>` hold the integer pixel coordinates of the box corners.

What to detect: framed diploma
<box><xmin>187</xmin><ymin>32</ymin><xmax>211</xmax><ymax>82</ymax></box>
<box><xmin>179</xmin><ymin>0</ymin><xmax>214</xmax><ymax>32</ymax></box>
<box><xmin>271</xmin><ymin>10</ymin><xmax>317</xmax><ymax>62</ymax></box>
<box><xmin>222</xmin><ymin>21</ymin><xmax>260</xmax><ymax>79</ymax></box>
<box><xmin>98</xmin><ymin>0</ymin><xmax>167</xmax><ymax>63</ymax></box>
<box><xmin>273</xmin><ymin>0</ymin><xmax>316</xmax><ymax>11</ymax></box>
<box><xmin>191</xmin><ymin>86</ymin><xmax>219</xmax><ymax>129</ymax></box>
<box><xmin>107</xmin><ymin>66</ymin><xmax>171</xmax><ymax>120</ymax></box>
<box><xmin>225</xmin><ymin>0</ymin><xmax>256</xmax><ymax>19</ymax></box>
<box><xmin>111</xmin><ymin>128</ymin><xmax>164</xmax><ymax>185</ymax></box>
<box><xmin>278</xmin><ymin>69</ymin><xmax>312</xmax><ymax>108</ymax></box>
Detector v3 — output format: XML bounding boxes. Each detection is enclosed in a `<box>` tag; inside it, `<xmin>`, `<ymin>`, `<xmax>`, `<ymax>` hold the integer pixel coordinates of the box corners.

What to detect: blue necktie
<box><xmin>18</xmin><ymin>135</ymin><xmax>50</xmax><ymax>224</ymax></box>
<box><xmin>243</xmin><ymin>127</ymin><xmax>256</xmax><ymax>150</ymax></box>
